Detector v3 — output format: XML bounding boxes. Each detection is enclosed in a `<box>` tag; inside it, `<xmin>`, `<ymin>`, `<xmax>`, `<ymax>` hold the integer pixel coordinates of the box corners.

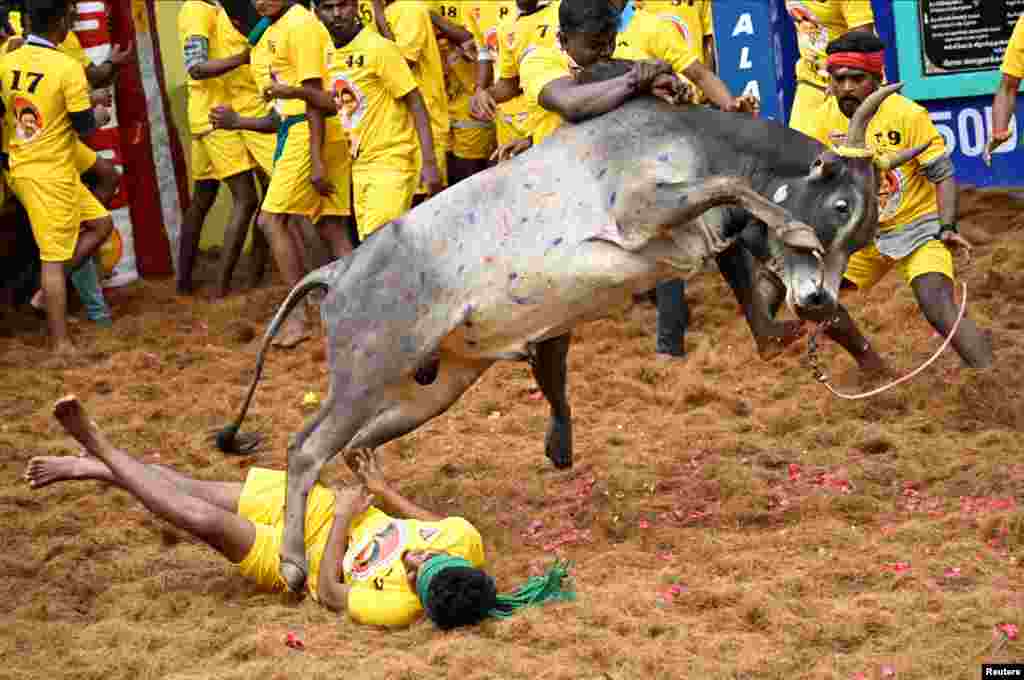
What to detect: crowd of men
<box><xmin>11</xmin><ymin>0</ymin><xmax>1015</xmax><ymax>629</ymax></box>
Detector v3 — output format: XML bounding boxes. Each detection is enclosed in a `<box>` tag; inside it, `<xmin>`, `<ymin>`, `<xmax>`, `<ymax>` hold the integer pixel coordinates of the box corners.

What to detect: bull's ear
<box><xmin>808</xmin><ymin>153</ymin><xmax>839</xmax><ymax>183</ymax></box>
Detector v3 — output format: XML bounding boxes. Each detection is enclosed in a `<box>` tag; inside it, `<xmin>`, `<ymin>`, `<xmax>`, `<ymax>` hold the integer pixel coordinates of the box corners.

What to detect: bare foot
<box><xmin>271</xmin><ymin>315</ymin><xmax>311</xmax><ymax>349</ymax></box>
<box><xmin>756</xmin><ymin>320</ymin><xmax>806</xmax><ymax>361</ymax></box>
<box><xmin>53</xmin><ymin>396</ymin><xmax>110</xmax><ymax>460</ymax></box>
<box><xmin>24</xmin><ymin>455</ymin><xmax>111</xmax><ymax>489</ymax></box>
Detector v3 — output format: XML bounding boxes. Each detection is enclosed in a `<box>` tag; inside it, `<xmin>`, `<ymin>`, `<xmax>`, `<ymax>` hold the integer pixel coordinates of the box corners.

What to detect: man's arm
<box><xmin>317</xmin><ymin>509</ymin><xmax>355</xmax><ymax>612</ymax></box>
<box><xmin>681</xmin><ymin>60</ymin><xmax>753</xmax><ymax>112</ymax></box>
<box><xmin>188</xmin><ymin>49</ymin><xmax>250</xmax><ymax>81</ymax></box>
<box><xmin>430</xmin><ymin>12</ymin><xmax>473</xmax><ymax>46</ymax></box>
<box><xmin>306</xmin><ymin>80</ymin><xmax>334</xmax><ymax>197</ymax></box>
<box><xmin>404</xmin><ymin>88</ymin><xmax>443</xmax><ymax>195</ymax></box>
<box><xmin>935</xmin><ymin>175</ymin><xmax>959</xmax><ymax>230</ymax></box>
<box><xmin>986</xmin><ymin>73</ymin><xmax>1019</xmax><ymax>164</ymax></box>
<box><xmin>349</xmin><ymin>450</ymin><xmax>443</xmax><ymax>522</ymax></box>
<box><xmin>265</xmin><ymin>81</ymin><xmax>339</xmax><ymax>113</ymax></box>
<box><xmin>86</xmin><ymin>42</ymin><xmax>134</xmax><ymax>88</ymax></box>
<box><xmin>210</xmin><ymin>105</ymin><xmax>281</xmax><ymax>133</ymax></box>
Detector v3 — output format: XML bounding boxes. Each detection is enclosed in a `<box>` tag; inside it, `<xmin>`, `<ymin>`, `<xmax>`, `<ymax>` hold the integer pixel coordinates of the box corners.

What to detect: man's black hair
<box><xmin>220</xmin><ymin>0</ymin><xmax>262</xmax><ymax>35</ymax></box>
<box><xmin>424</xmin><ymin>567</ymin><xmax>498</xmax><ymax>630</ymax></box>
<box><xmin>826</xmin><ymin>30</ymin><xmax>885</xmax><ymax>56</ymax></box>
<box><xmin>26</xmin><ymin>0</ymin><xmax>70</xmax><ymax>36</ymax></box>
<box><xmin>559</xmin><ymin>0</ymin><xmax>619</xmax><ymax>36</ymax></box>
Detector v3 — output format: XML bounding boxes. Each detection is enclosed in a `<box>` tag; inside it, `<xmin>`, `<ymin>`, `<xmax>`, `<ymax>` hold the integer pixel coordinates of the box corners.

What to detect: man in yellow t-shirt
<box><xmin>784</xmin><ymin>0</ymin><xmax>873</xmax><ymax>137</ymax></box>
<box><xmin>178</xmin><ymin>0</ymin><xmax>270</xmax><ymax>299</ymax></box>
<box><xmin>277</xmin><ymin>0</ymin><xmax>441</xmax><ymax>238</ymax></box>
<box><xmin>29</xmin><ymin>397</ymin><xmax>574</xmax><ymax>630</ymax></box>
<box><xmin>633</xmin><ymin>0</ymin><xmax>715</xmax><ymax>99</ymax></box>
<box><xmin>809</xmin><ymin>32</ymin><xmax>991</xmax><ymax>368</ymax></box>
<box><xmin>985</xmin><ymin>14</ymin><xmax>1024</xmax><ymax>165</ymax></box>
<box><xmin>369</xmin><ymin>0</ymin><xmax>448</xmax><ymax>199</ymax></box>
<box><xmin>0</xmin><ymin>1</ymin><xmax>114</xmax><ymax>355</ymax></box>
<box><xmin>463</xmin><ymin>0</ymin><xmax>525</xmax><ymax>154</ymax></box>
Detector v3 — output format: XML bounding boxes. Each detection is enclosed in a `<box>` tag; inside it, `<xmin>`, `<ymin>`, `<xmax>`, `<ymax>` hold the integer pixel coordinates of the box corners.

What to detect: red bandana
<box><xmin>826</xmin><ymin>51</ymin><xmax>885</xmax><ymax>77</ymax></box>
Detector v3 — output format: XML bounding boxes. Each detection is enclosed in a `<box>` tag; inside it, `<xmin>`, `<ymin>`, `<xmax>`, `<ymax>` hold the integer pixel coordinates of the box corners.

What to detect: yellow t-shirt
<box><xmin>432</xmin><ymin>0</ymin><xmax>477</xmax><ymax>125</ymax></box>
<box><xmin>343</xmin><ymin>507</ymin><xmax>486</xmax><ymax>627</ymax></box>
<box><xmin>465</xmin><ymin>0</ymin><xmax>527</xmax><ymax>117</ymax></box>
<box><xmin>497</xmin><ymin>1</ymin><xmax>560</xmax><ymax>81</ymax></box>
<box><xmin>262</xmin><ymin>4</ymin><xmax>326</xmax><ymax>118</ymax></box>
<box><xmin>325</xmin><ymin>27</ymin><xmax>418</xmax><ymax>165</ymax></box>
<box><xmin>1002</xmin><ymin>15</ymin><xmax>1024</xmax><ymax>79</ymax></box>
<box><xmin>811</xmin><ymin>94</ymin><xmax>948</xmax><ymax>232</ymax></box>
<box><xmin>215</xmin><ymin>7</ymin><xmax>268</xmax><ymax>118</ymax></box>
<box><xmin>0</xmin><ymin>42</ymin><xmax>91</xmax><ymax>179</ymax></box>
<box><xmin>785</xmin><ymin>0</ymin><xmax>875</xmax><ymax>88</ymax></box>
<box><xmin>385</xmin><ymin>1</ymin><xmax>450</xmax><ymax>147</ymax></box>
<box><xmin>614</xmin><ymin>10</ymin><xmax>698</xmax><ymax>77</ymax></box>
<box><xmin>636</xmin><ymin>0</ymin><xmax>712</xmax><ymax>65</ymax></box>
<box><xmin>9</xmin><ymin>11</ymin><xmax>91</xmax><ymax>67</ymax></box>
<box><xmin>179</xmin><ymin>0</ymin><xmax>228</xmax><ymax>135</ymax></box>
<box><xmin>520</xmin><ymin>45</ymin><xmax>570</xmax><ymax>145</ymax></box>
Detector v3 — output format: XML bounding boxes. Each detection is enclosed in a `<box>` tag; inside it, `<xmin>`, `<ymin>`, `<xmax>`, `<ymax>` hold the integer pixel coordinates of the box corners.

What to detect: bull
<box><xmin>216</xmin><ymin>81</ymin><xmax>923</xmax><ymax>592</ymax></box>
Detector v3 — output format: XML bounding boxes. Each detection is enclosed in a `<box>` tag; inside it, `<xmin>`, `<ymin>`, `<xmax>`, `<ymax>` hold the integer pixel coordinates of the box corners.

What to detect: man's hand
<box><xmin>470</xmin><ymin>87</ymin><xmax>497</xmax><ymax>121</ymax></box>
<box><xmin>421</xmin><ymin>159</ymin><xmax>444</xmax><ymax>196</ymax></box>
<box><xmin>110</xmin><ymin>42</ymin><xmax>134</xmax><ymax>67</ymax></box>
<box><xmin>983</xmin><ymin>129</ymin><xmax>1013</xmax><ymax>167</ymax></box>
<box><xmin>94</xmin><ymin>106</ymin><xmax>111</xmax><ymax>128</ymax></box>
<box><xmin>940</xmin><ymin>229</ymin><xmax>972</xmax><ymax>263</ymax></box>
<box><xmin>263</xmin><ymin>82</ymin><xmax>294</xmax><ymax>102</ymax></box>
<box><xmin>334</xmin><ymin>484</ymin><xmax>374</xmax><ymax>517</ymax></box>
<box><xmin>209</xmin><ymin>105</ymin><xmax>241</xmax><ymax>130</ymax></box>
<box><xmin>490</xmin><ymin>137</ymin><xmax>531</xmax><ymax>163</ymax></box>
<box><xmin>630</xmin><ymin>60</ymin><xmax>674</xmax><ymax>94</ymax></box>
<box><xmin>311</xmin><ymin>161</ymin><xmax>335</xmax><ymax>196</ymax></box>
<box><xmin>90</xmin><ymin>90</ymin><xmax>112</xmax><ymax>108</ymax></box>
<box><xmin>650</xmin><ymin>73</ymin><xmax>690</xmax><ymax>106</ymax></box>
<box><xmin>348</xmin><ymin>450</ymin><xmax>390</xmax><ymax>495</ymax></box>
<box><xmin>725</xmin><ymin>93</ymin><xmax>761</xmax><ymax>116</ymax></box>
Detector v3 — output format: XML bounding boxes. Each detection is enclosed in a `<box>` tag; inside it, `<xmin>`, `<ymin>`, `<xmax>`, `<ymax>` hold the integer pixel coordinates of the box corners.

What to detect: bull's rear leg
<box><xmin>530</xmin><ymin>334</ymin><xmax>573</xmax><ymax>469</ymax></box>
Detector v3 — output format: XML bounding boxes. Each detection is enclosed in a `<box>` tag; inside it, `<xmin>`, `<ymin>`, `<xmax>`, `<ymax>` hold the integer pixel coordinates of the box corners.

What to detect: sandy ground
<box><xmin>0</xmin><ymin>189</ymin><xmax>1022</xmax><ymax>680</ymax></box>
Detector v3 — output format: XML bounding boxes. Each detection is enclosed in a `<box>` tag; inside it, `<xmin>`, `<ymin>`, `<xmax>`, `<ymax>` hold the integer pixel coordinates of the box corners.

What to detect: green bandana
<box><xmin>416</xmin><ymin>556</ymin><xmax>576</xmax><ymax>621</ymax></box>
<box><xmin>247</xmin><ymin>17</ymin><xmax>271</xmax><ymax>46</ymax></box>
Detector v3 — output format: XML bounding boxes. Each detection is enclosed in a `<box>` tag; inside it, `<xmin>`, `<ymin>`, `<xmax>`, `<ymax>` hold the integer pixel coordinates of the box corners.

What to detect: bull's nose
<box><xmin>793</xmin><ymin>282</ymin><xmax>836</xmax><ymax>320</ymax></box>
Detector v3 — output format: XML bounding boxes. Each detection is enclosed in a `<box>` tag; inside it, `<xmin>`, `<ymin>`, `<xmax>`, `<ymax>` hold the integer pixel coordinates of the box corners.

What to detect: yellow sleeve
<box><xmin>1003</xmin><ymin>16</ymin><xmax>1024</xmax><ymax>79</ymax></box>
<box><xmin>179</xmin><ymin>2</ymin><xmax>216</xmax><ymax>41</ymax></box>
<box><xmin>61</xmin><ymin>32</ymin><xmax>91</xmax><ymax>67</ymax></box>
<box><xmin>378</xmin><ymin>39</ymin><xmax>419</xmax><ymax>99</ymax></box>
<box><xmin>497</xmin><ymin>20</ymin><xmax>518</xmax><ymax>79</ymax></box>
<box><xmin>700</xmin><ymin>2</ymin><xmax>714</xmax><ymax>37</ymax></box>
<box><xmin>388</xmin><ymin>5</ymin><xmax>429</xmax><ymax>63</ymax></box>
<box><xmin>905</xmin><ymin>103</ymin><xmax>948</xmax><ymax>168</ymax></box>
<box><xmin>652</xmin><ymin>17</ymin><xmax>698</xmax><ymax>75</ymax></box>
<box><xmin>9</xmin><ymin>11</ymin><xmax>21</xmax><ymax>36</ymax></box>
<box><xmin>841</xmin><ymin>0</ymin><xmax>874</xmax><ymax>30</ymax></box>
<box><xmin>347</xmin><ymin>584</ymin><xmax>424</xmax><ymax>627</ymax></box>
<box><xmin>63</xmin><ymin>59</ymin><xmax>92</xmax><ymax>114</ymax></box>
<box><xmin>292</xmin><ymin>17</ymin><xmax>326</xmax><ymax>85</ymax></box>
<box><xmin>521</xmin><ymin>49</ymin><xmax>570</xmax><ymax>106</ymax></box>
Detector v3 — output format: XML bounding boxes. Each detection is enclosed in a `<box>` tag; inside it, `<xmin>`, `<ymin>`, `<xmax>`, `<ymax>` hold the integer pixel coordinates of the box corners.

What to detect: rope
<box><xmin>808</xmin><ymin>282</ymin><xmax>967</xmax><ymax>400</ymax></box>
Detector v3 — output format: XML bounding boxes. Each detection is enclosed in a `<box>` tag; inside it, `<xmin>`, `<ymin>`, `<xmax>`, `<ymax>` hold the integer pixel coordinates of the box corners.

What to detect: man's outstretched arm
<box><xmin>210</xmin><ymin>106</ymin><xmax>281</xmax><ymax>133</ymax></box>
<box><xmin>318</xmin><ymin>487</ymin><xmax>373</xmax><ymax>613</ymax></box>
<box><xmin>349</xmin><ymin>451</ymin><xmax>443</xmax><ymax>522</ymax></box>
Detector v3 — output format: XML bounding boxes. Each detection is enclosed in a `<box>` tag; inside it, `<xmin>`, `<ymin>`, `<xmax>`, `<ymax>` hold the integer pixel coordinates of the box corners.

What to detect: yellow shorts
<box><xmin>843</xmin><ymin>238</ymin><xmax>954</xmax><ymax>291</ymax></box>
<box><xmin>241</xmin><ymin>129</ymin><xmax>277</xmax><ymax>177</ymax></box>
<box><xmin>414</xmin><ymin>140</ymin><xmax>449</xmax><ymax>195</ymax></box>
<box><xmin>450</xmin><ymin>122</ymin><xmax>497</xmax><ymax>160</ymax></box>
<box><xmin>263</xmin><ymin>121</ymin><xmax>352</xmax><ymax>219</ymax></box>
<box><xmin>789</xmin><ymin>81</ymin><xmax>828</xmax><ymax>138</ymax></box>
<box><xmin>235</xmin><ymin>468</ymin><xmax>338</xmax><ymax>594</ymax></box>
<box><xmin>10</xmin><ymin>174</ymin><xmax>108</xmax><ymax>262</ymax></box>
<box><xmin>496</xmin><ymin>111</ymin><xmax>531</xmax><ymax>147</ymax></box>
<box><xmin>191</xmin><ymin>128</ymin><xmax>257</xmax><ymax>182</ymax></box>
<box><xmin>74</xmin><ymin>141</ymin><xmax>98</xmax><ymax>174</ymax></box>
<box><xmin>353</xmin><ymin>162</ymin><xmax>417</xmax><ymax>239</ymax></box>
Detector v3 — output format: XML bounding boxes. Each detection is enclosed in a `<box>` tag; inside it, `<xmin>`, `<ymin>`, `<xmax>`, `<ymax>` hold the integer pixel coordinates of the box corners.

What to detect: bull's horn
<box><xmin>874</xmin><ymin>143</ymin><xmax>930</xmax><ymax>172</ymax></box>
<box><xmin>846</xmin><ymin>82</ymin><xmax>904</xmax><ymax>149</ymax></box>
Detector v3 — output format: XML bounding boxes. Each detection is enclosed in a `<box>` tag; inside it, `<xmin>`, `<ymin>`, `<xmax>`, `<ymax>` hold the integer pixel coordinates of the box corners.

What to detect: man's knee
<box><xmin>912</xmin><ymin>272</ymin><xmax>957</xmax><ymax>326</ymax></box>
<box><xmin>225</xmin><ymin>172</ymin><xmax>259</xmax><ymax>213</ymax></box>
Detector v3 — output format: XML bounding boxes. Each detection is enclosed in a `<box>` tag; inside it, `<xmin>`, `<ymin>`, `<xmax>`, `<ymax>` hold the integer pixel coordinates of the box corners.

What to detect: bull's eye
<box><xmin>835</xmin><ymin>199</ymin><xmax>850</xmax><ymax>214</ymax></box>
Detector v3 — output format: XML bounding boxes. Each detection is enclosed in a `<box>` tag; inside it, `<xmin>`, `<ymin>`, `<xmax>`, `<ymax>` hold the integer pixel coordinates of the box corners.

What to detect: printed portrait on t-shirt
<box><xmin>14</xmin><ymin>97</ymin><xmax>42</xmax><ymax>142</ymax></box>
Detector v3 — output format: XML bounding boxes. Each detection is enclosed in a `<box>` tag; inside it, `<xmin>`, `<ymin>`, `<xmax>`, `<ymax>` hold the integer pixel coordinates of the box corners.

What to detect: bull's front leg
<box><xmin>530</xmin><ymin>334</ymin><xmax>573</xmax><ymax>469</ymax></box>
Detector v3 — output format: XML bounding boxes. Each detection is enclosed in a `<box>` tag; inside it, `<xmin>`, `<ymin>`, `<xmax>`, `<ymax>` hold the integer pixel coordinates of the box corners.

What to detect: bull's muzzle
<box><xmin>786</xmin><ymin>249</ymin><xmax>838</xmax><ymax>321</ymax></box>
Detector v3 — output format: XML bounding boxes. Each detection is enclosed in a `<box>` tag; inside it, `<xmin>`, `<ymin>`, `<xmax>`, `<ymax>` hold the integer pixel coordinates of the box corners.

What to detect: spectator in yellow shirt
<box><xmin>28</xmin><ymin>396</ymin><xmax>575</xmax><ymax>629</ymax></box>
<box><xmin>0</xmin><ymin>0</ymin><xmax>114</xmax><ymax>355</ymax></box>
<box><xmin>784</xmin><ymin>0</ymin><xmax>873</xmax><ymax>137</ymax></box>
<box><xmin>809</xmin><ymin>32</ymin><xmax>991</xmax><ymax>368</ymax></box>
<box><xmin>634</xmin><ymin>0</ymin><xmax>716</xmax><ymax>97</ymax></box>
<box><xmin>985</xmin><ymin>15</ymin><xmax>1024</xmax><ymax>165</ymax></box>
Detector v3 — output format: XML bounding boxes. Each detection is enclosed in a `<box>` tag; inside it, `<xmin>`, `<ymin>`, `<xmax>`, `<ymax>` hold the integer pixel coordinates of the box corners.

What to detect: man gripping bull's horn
<box><xmin>214</xmin><ymin>0</ymin><xmax>930</xmax><ymax>593</ymax></box>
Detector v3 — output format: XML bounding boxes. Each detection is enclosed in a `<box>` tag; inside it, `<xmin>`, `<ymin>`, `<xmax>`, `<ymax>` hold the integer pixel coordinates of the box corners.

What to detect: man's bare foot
<box><xmin>756</xmin><ymin>320</ymin><xmax>806</xmax><ymax>361</ymax></box>
<box><xmin>53</xmin><ymin>396</ymin><xmax>111</xmax><ymax>461</ymax></box>
<box><xmin>24</xmin><ymin>455</ymin><xmax>111</xmax><ymax>489</ymax></box>
<box><xmin>271</xmin><ymin>315</ymin><xmax>311</xmax><ymax>349</ymax></box>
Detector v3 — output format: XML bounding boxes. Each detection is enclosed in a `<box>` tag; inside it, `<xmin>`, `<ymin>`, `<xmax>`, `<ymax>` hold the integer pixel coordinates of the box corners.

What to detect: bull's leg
<box><xmin>530</xmin><ymin>334</ymin><xmax>573</xmax><ymax>469</ymax></box>
<box><xmin>822</xmin><ymin>304</ymin><xmax>889</xmax><ymax>373</ymax></box>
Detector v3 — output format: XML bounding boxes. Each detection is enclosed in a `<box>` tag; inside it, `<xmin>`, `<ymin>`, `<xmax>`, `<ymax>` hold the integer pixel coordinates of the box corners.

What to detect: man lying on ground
<box><xmin>26</xmin><ymin>396</ymin><xmax>574</xmax><ymax>629</ymax></box>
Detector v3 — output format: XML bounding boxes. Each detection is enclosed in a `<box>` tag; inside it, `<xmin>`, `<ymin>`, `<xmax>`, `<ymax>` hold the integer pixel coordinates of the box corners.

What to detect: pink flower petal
<box><xmin>668</xmin><ymin>584</ymin><xmax>684</xmax><ymax>596</ymax></box>
<box><xmin>638</xmin><ymin>519</ymin><xmax>651</xmax><ymax>529</ymax></box>
<box><xmin>880</xmin><ymin>665</ymin><xmax>895</xmax><ymax>677</ymax></box>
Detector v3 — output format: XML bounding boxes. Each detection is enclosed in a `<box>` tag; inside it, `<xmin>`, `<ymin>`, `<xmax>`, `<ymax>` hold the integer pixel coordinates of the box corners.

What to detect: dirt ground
<box><xmin>1</xmin><ymin>189</ymin><xmax>1022</xmax><ymax>680</ymax></box>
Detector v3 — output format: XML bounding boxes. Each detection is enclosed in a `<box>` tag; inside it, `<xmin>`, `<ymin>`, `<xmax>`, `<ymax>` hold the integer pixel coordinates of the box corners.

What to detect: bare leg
<box><xmin>178</xmin><ymin>180</ymin><xmax>220</xmax><ymax>295</ymax></box>
<box><xmin>259</xmin><ymin>211</ymin><xmax>311</xmax><ymax>348</ymax></box>
<box><xmin>214</xmin><ymin>171</ymin><xmax>261</xmax><ymax>299</ymax></box>
<box><xmin>40</xmin><ymin>261</ymin><xmax>72</xmax><ymax>354</ymax></box>
<box><xmin>315</xmin><ymin>215</ymin><xmax>355</xmax><ymax>260</ymax></box>
<box><xmin>52</xmin><ymin>396</ymin><xmax>255</xmax><ymax>563</ymax></box>
<box><xmin>911</xmin><ymin>272</ymin><xmax>992</xmax><ymax>368</ymax></box>
<box><xmin>249</xmin><ymin>170</ymin><xmax>272</xmax><ymax>288</ymax></box>
<box><xmin>70</xmin><ymin>216</ymin><xmax>115</xmax><ymax>271</ymax></box>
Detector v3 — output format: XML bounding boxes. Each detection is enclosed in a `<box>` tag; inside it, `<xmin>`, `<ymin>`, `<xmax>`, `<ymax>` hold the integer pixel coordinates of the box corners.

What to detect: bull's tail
<box><xmin>214</xmin><ymin>268</ymin><xmax>331</xmax><ymax>454</ymax></box>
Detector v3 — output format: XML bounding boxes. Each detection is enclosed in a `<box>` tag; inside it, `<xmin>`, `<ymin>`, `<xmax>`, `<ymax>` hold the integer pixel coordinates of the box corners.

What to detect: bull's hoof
<box><xmin>279</xmin><ymin>559</ymin><xmax>308</xmax><ymax>593</ymax></box>
<box><xmin>545</xmin><ymin>416</ymin><xmax>573</xmax><ymax>470</ymax></box>
<box><xmin>414</xmin><ymin>357</ymin><xmax>440</xmax><ymax>386</ymax></box>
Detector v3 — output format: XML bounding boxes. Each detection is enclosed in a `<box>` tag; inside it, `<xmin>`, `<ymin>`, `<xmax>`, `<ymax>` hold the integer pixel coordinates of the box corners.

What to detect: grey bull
<box><xmin>216</xmin><ymin>83</ymin><xmax>921</xmax><ymax>592</ymax></box>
